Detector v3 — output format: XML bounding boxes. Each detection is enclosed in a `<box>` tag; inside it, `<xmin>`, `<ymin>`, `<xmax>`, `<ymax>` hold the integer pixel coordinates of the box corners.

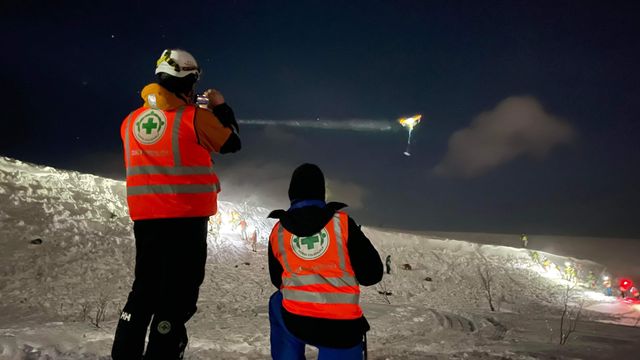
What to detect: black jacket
<box><xmin>268</xmin><ymin>202</ymin><xmax>383</xmax><ymax>348</ymax></box>
<box><xmin>211</xmin><ymin>104</ymin><xmax>241</xmax><ymax>154</ymax></box>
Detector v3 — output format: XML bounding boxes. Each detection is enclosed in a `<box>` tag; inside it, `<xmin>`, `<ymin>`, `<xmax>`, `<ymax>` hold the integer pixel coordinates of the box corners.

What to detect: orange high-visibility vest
<box><xmin>121</xmin><ymin>105</ymin><xmax>220</xmax><ymax>220</ymax></box>
<box><xmin>270</xmin><ymin>211</ymin><xmax>363</xmax><ymax>320</ymax></box>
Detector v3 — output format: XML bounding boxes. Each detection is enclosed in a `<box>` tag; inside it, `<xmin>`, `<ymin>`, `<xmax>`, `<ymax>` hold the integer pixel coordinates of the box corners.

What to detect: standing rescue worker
<box><xmin>239</xmin><ymin>218</ymin><xmax>249</xmax><ymax>242</ymax></box>
<box><xmin>112</xmin><ymin>49</ymin><xmax>241</xmax><ymax>359</ymax></box>
<box><xmin>521</xmin><ymin>233</ymin><xmax>528</xmax><ymax>248</ymax></box>
<box><xmin>249</xmin><ymin>228</ymin><xmax>258</xmax><ymax>252</ymax></box>
<box><xmin>268</xmin><ymin>163</ymin><xmax>383</xmax><ymax>359</ymax></box>
<box><xmin>603</xmin><ymin>276</ymin><xmax>612</xmax><ymax>296</ymax></box>
<box><xmin>587</xmin><ymin>271</ymin><xmax>597</xmax><ymax>289</ymax></box>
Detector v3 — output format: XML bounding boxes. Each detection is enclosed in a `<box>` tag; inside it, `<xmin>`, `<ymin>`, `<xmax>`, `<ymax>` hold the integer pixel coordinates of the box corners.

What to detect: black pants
<box><xmin>112</xmin><ymin>217</ymin><xmax>208</xmax><ymax>360</ymax></box>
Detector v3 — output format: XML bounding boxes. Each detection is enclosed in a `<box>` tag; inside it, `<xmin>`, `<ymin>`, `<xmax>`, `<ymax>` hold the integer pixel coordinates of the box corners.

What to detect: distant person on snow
<box><xmin>267</xmin><ymin>163</ymin><xmax>383</xmax><ymax>359</ymax></box>
<box><xmin>603</xmin><ymin>276</ymin><xmax>612</xmax><ymax>296</ymax></box>
<box><xmin>385</xmin><ymin>254</ymin><xmax>392</xmax><ymax>274</ymax></box>
<box><xmin>520</xmin><ymin>233</ymin><xmax>528</xmax><ymax>248</ymax></box>
<box><xmin>249</xmin><ymin>229</ymin><xmax>258</xmax><ymax>252</ymax></box>
<box><xmin>530</xmin><ymin>250</ymin><xmax>540</xmax><ymax>264</ymax></box>
<box><xmin>230</xmin><ymin>210</ymin><xmax>241</xmax><ymax>228</ymax></box>
<box><xmin>239</xmin><ymin>218</ymin><xmax>248</xmax><ymax>242</ymax></box>
<box><xmin>209</xmin><ymin>212</ymin><xmax>222</xmax><ymax>240</ymax></box>
<box><xmin>112</xmin><ymin>49</ymin><xmax>241</xmax><ymax>360</ymax></box>
<box><xmin>563</xmin><ymin>263</ymin><xmax>576</xmax><ymax>283</ymax></box>
<box><xmin>587</xmin><ymin>271</ymin><xmax>597</xmax><ymax>289</ymax></box>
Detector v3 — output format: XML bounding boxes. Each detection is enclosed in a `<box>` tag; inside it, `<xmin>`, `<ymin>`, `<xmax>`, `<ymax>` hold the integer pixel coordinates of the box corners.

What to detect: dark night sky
<box><xmin>1</xmin><ymin>1</ymin><xmax>639</xmax><ymax>238</ymax></box>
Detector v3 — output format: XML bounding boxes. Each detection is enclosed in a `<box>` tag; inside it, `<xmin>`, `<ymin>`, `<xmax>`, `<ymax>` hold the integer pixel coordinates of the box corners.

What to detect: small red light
<box><xmin>619</xmin><ymin>278</ymin><xmax>633</xmax><ymax>291</ymax></box>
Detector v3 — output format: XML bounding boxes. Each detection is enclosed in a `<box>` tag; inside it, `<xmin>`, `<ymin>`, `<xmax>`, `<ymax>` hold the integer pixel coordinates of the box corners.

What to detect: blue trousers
<box><xmin>269</xmin><ymin>291</ymin><xmax>364</xmax><ymax>360</ymax></box>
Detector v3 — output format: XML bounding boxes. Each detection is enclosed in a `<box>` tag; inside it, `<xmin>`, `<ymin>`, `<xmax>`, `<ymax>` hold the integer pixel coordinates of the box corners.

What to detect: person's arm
<box><xmin>205</xmin><ymin>88</ymin><xmax>240</xmax><ymax>133</ymax></box>
<box><xmin>194</xmin><ymin>89</ymin><xmax>241</xmax><ymax>154</ymax></box>
<box><xmin>346</xmin><ymin>217</ymin><xmax>383</xmax><ymax>286</ymax></box>
<box><xmin>211</xmin><ymin>103</ymin><xmax>239</xmax><ymax>134</ymax></box>
<box><xmin>268</xmin><ymin>234</ymin><xmax>284</xmax><ymax>289</ymax></box>
<box><xmin>219</xmin><ymin>131</ymin><xmax>241</xmax><ymax>154</ymax></box>
<box><xmin>194</xmin><ymin>108</ymin><xmax>241</xmax><ymax>153</ymax></box>
<box><xmin>267</xmin><ymin>213</ymin><xmax>286</xmax><ymax>288</ymax></box>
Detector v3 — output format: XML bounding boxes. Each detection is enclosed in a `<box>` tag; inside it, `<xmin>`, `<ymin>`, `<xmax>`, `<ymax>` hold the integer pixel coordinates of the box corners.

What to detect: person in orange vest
<box><xmin>239</xmin><ymin>218</ymin><xmax>248</xmax><ymax>241</ymax></box>
<box><xmin>249</xmin><ymin>228</ymin><xmax>258</xmax><ymax>252</ymax></box>
<box><xmin>268</xmin><ymin>163</ymin><xmax>383</xmax><ymax>359</ymax></box>
<box><xmin>111</xmin><ymin>49</ymin><xmax>241</xmax><ymax>360</ymax></box>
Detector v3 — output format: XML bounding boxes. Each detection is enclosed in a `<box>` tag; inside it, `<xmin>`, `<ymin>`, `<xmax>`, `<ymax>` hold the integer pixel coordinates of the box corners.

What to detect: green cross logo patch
<box><xmin>291</xmin><ymin>228</ymin><xmax>330</xmax><ymax>260</ymax></box>
<box><xmin>133</xmin><ymin>109</ymin><xmax>167</xmax><ymax>145</ymax></box>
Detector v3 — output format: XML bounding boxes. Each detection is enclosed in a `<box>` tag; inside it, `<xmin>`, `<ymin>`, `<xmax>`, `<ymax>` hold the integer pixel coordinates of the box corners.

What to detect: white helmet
<box><xmin>155</xmin><ymin>49</ymin><xmax>200</xmax><ymax>79</ymax></box>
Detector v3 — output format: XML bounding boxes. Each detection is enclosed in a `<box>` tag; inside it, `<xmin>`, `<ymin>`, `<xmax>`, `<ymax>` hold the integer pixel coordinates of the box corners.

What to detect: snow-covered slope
<box><xmin>1</xmin><ymin>157</ymin><xmax>639</xmax><ymax>359</ymax></box>
<box><xmin>413</xmin><ymin>230</ymin><xmax>640</xmax><ymax>279</ymax></box>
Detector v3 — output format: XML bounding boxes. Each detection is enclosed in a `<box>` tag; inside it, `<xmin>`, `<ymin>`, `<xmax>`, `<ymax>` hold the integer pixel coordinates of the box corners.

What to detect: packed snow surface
<box><xmin>0</xmin><ymin>156</ymin><xmax>639</xmax><ymax>359</ymax></box>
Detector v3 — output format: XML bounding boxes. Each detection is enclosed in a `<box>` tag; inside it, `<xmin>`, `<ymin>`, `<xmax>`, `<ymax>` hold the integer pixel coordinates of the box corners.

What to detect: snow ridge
<box><xmin>1</xmin><ymin>157</ymin><xmax>638</xmax><ymax>359</ymax></box>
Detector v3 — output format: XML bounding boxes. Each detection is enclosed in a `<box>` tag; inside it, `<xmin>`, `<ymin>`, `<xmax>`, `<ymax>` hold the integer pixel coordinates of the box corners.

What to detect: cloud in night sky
<box><xmin>326</xmin><ymin>179</ymin><xmax>366</xmax><ymax>209</ymax></box>
<box><xmin>434</xmin><ymin>96</ymin><xmax>576</xmax><ymax>178</ymax></box>
<box><xmin>218</xmin><ymin>161</ymin><xmax>291</xmax><ymax>210</ymax></box>
<box><xmin>219</xmin><ymin>160</ymin><xmax>367</xmax><ymax>211</ymax></box>
<box><xmin>215</xmin><ymin>125</ymin><xmax>369</xmax><ymax>211</ymax></box>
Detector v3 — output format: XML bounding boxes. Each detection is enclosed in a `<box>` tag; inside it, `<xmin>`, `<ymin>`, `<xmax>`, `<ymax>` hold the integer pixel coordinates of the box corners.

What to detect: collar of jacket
<box><xmin>288</xmin><ymin>199</ymin><xmax>326</xmax><ymax>211</ymax></box>
<box><xmin>268</xmin><ymin>201</ymin><xmax>348</xmax><ymax>220</ymax></box>
<box><xmin>140</xmin><ymin>83</ymin><xmax>188</xmax><ymax>110</ymax></box>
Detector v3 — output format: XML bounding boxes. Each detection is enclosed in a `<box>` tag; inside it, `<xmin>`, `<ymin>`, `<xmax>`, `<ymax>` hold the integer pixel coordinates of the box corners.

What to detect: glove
<box><xmin>204</xmin><ymin>89</ymin><xmax>225</xmax><ymax>107</ymax></box>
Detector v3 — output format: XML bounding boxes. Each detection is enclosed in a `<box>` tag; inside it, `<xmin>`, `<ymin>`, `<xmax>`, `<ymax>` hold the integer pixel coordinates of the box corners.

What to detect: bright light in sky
<box><xmin>398</xmin><ymin>114</ymin><xmax>423</xmax><ymax>156</ymax></box>
<box><xmin>398</xmin><ymin>114</ymin><xmax>422</xmax><ymax>131</ymax></box>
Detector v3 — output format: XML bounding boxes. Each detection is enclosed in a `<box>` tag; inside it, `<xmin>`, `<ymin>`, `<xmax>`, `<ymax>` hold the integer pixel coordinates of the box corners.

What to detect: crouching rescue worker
<box><xmin>112</xmin><ymin>49</ymin><xmax>241</xmax><ymax>359</ymax></box>
<box><xmin>267</xmin><ymin>163</ymin><xmax>383</xmax><ymax>359</ymax></box>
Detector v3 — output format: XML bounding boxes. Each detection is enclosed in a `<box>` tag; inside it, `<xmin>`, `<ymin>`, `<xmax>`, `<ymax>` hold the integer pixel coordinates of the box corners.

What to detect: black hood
<box><xmin>288</xmin><ymin>163</ymin><xmax>326</xmax><ymax>203</ymax></box>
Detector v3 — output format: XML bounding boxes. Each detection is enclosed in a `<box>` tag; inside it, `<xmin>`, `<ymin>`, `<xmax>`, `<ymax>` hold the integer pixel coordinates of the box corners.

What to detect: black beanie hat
<box><xmin>288</xmin><ymin>163</ymin><xmax>326</xmax><ymax>203</ymax></box>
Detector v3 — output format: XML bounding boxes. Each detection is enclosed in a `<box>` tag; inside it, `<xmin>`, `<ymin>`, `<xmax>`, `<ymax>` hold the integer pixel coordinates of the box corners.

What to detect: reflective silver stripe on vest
<box><xmin>283</xmin><ymin>274</ymin><xmax>358</xmax><ymax>287</ymax></box>
<box><xmin>277</xmin><ymin>224</ymin><xmax>293</xmax><ymax>273</ymax></box>
<box><xmin>126</xmin><ymin>165</ymin><xmax>215</xmax><ymax>176</ymax></box>
<box><xmin>124</xmin><ymin>112</ymin><xmax>134</xmax><ymax>166</ymax></box>
<box><xmin>282</xmin><ymin>288</ymin><xmax>359</xmax><ymax>304</ymax></box>
<box><xmin>127</xmin><ymin>183</ymin><xmax>217</xmax><ymax>196</ymax></box>
<box><xmin>172</xmin><ymin>107</ymin><xmax>186</xmax><ymax>166</ymax></box>
<box><xmin>334</xmin><ymin>213</ymin><xmax>347</xmax><ymax>276</ymax></box>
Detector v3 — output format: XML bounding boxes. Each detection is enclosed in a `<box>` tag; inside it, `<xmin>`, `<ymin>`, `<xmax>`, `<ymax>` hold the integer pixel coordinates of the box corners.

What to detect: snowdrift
<box><xmin>1</xmin><ymin>156</ymin><xmax>639</xmax><ymax>359</ymax></box>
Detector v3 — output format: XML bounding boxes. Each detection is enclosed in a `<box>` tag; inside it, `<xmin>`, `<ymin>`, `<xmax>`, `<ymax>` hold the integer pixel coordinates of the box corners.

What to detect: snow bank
<box><xmin>1</xmin><ymin>156</ymin><xmax>639</xmax><ymax>359</ymax></box>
